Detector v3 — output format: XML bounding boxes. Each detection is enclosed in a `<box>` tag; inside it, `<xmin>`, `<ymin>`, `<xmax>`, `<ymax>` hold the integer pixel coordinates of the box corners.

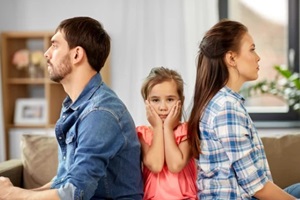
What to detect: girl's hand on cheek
<box><xmin>145</xmin><ymin>100</ymin><xmax>162</xmax><ymax>128</ymax></box>
<box><xmin>164</xmin><ymin>100</ymin><xmax>181</xmax><ymax>129</ymax></box>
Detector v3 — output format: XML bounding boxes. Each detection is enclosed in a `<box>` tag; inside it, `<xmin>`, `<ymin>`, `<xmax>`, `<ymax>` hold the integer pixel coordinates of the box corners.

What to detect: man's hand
<box><xmin>0</xmin><ymin>176</ymin><xmax>13</xmax><ymax>200</ymax></box>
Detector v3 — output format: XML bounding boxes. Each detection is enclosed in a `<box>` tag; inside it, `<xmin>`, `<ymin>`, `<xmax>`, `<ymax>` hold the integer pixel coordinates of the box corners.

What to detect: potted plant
<box><xmin>241</xmin><ymin>65</ymin><xmax>300</xmax><ymax>112</ymax></box>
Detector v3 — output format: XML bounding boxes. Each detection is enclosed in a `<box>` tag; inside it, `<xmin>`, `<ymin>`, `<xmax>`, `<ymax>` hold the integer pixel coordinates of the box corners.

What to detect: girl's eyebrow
<box><xmin>149</xmin><ymin>96</ymin><xmax>159</xmax><ymax>98</ymax></box>
<box><xmin>167</xmin><ymin>95</ymin><xmax>178</xmax><ymax>98</ymax></box>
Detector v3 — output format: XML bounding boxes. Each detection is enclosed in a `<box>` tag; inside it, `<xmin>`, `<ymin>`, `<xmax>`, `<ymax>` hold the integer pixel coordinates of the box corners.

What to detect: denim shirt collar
<box><xmin>62</xmin><ymin>73</ymin><xmax>103</xmax><ymax>111</ymax></box>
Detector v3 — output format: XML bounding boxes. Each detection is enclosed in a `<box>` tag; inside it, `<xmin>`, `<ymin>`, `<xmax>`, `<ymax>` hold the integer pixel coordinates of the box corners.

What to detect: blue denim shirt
<box><xmin>50</xmin><ymin>74</ymin><xmax>143</xmax><ymax>200</ymax></box>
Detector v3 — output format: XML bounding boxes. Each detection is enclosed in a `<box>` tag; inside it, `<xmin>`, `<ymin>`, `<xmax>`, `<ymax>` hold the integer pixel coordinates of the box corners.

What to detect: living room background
<box><xmin>0</xmin><ymin>0</ymin><xmax>218</xmax><ymax>161</ymax></box>
<box><xmin>0</xmin><ymin>0</ymin><xmax>299</xmax><ymax>162</ymax></box>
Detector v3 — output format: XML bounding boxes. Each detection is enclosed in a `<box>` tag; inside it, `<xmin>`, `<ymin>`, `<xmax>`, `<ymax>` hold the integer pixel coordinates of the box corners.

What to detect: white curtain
<box><xmin>111</xmin><ymin>0</ymin><xmax>218</xmax><ymax>126</ymax></box>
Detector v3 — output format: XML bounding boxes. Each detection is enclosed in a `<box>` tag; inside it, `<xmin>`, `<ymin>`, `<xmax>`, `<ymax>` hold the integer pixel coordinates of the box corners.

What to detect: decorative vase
<box><xmin>28</xmin><ymin>64</ymin><xmax>38</xmax><ymax>78</ymax></box>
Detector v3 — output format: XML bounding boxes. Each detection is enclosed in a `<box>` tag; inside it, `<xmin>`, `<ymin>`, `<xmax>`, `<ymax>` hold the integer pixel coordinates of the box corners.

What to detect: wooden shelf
<box><xmin>1</xmin><ymin>31</ymin><xmax>63</xmax><ymax>160</ymax></box>
<box><xmin>7</xmin><ymin>78</ymin><xmax>46</xmax><ymax>84</ymax></box>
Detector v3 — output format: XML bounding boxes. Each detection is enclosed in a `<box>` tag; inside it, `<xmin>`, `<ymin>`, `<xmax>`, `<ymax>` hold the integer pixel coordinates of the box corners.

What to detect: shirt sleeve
<box><xmin>59</xmin><ymin>110</ymin><xmax>125</xmax><ymax>200</ymax></box>
<box><xmin>136</xmin><ymin>126</ymin><xmax>152</xmax><ymax>145</ymax></box>
<box><xmin>214</xmin><ymin>101</ymin><xmax>269</xmax><ymax>196</ymax></box>
<box><xmin>174</xmin><ymin>122</ymin><xmax>188</xmax><ymax>143</ymax></box>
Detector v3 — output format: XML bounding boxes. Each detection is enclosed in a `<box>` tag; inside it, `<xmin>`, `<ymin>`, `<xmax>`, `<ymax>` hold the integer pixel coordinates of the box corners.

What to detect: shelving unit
<box><xmin>1</xmin><ymin>31</ymin><xmax>110</xmax><ymax>159</ymax></box>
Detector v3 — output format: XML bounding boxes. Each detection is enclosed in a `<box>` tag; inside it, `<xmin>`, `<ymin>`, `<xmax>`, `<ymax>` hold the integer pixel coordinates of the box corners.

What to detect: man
<box><xmin>0</xmin><ymin>16</ymin><xmax>143</xmax><ymax>200</ymax></box>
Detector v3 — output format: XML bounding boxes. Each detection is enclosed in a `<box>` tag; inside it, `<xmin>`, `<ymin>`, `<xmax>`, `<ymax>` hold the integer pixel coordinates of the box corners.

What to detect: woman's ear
<box><xmin>225</xmin><ymin>51</ymin><xmax>237</xmax><ymax>67</ymax></box>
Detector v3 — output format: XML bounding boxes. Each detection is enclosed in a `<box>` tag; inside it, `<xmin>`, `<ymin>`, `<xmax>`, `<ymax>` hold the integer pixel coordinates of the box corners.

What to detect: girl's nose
<box><xmin>159</xmin><ymin>102</ymin><xmax>167</xmax><ymax>111</ymax></box>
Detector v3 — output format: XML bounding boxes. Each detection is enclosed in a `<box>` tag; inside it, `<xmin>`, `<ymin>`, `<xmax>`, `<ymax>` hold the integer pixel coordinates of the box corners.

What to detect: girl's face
<box><xmin>235</xmin><ymin>32</ymin><xmax>261</xmax><ymax>82</ymax></box>
<box><xmin>147</xmin><ymin>80</ymin><xmax>180</xmax><ymax>121</ymax></box>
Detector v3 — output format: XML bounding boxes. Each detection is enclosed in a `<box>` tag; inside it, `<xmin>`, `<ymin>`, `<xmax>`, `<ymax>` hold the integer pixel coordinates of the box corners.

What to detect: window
<box><xmin>219</xmin><ymin>0</ymin><xmax>300</xmax><ymax>127</ymax></box>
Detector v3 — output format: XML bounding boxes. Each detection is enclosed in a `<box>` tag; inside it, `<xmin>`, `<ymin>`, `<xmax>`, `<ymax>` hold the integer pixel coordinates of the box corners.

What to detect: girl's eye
<box><xmin>167</xmin><ymin>98</ymin><xmax>174</xmax><ymax>102</ymax></box>
<box><xmin>151</xmin><ymin>99</ymin><xmax>159</xmax><ymax>103</ymax></box>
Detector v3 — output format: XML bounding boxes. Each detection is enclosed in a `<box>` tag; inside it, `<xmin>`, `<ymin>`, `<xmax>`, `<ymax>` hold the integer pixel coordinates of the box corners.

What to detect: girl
<box><xmin>188</xmin><ymin>19</ymin><xmax>300</xmax><ymax>199</ymax></box>
<box><xmin>136</xmin><ymin>67</ymin><xmax>197</xmax><ymax>200</ymax></box>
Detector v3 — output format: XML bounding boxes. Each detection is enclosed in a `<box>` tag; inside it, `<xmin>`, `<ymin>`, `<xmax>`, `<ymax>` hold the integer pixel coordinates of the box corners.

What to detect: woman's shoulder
<box><xmin>207</xmin><ymin>87</ymin><xmax>242</xmax><ymax>112</ymax></box>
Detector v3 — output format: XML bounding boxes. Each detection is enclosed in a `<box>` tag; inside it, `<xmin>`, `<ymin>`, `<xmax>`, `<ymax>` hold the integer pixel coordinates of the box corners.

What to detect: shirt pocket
<box><xmin>65</xmin><ymin>131</ymin><xmax>77</xmax><ymax>168</ymax></box>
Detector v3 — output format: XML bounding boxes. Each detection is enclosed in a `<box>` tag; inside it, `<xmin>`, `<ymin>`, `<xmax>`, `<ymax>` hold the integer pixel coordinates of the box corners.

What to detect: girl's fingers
<box><xmin>171</xmin><ymin>100</ymin><xmax>181</xmax><ymax>117</ymax></box>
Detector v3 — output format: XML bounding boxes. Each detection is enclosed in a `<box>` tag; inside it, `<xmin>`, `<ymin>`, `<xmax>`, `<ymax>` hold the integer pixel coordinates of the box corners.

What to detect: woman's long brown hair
<box><xmin>188</xmin><ymin>19</ymin><xmax>248</xmax><ymax>158</ymax></box>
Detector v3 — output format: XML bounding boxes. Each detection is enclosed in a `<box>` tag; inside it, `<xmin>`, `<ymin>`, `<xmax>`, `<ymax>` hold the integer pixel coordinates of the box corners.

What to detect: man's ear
<box><xmin>72</xmin><ymin>46</ymin><xmax>84</xmax><ymax>64</ymax></box>
<box><xmin>225</xmin><ymin>51</ymin><xmax>236</xmax><ymax>67</ymax></box>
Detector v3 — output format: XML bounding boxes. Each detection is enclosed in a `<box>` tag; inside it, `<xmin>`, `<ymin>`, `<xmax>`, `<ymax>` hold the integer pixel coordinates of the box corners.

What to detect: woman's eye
<box><xmin>151</xmin><ymin>99</ymin><xmax>159</xmax><ymax>103</ymax></box>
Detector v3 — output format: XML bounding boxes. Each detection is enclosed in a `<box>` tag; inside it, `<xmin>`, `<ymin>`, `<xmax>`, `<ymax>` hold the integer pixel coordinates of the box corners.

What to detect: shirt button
<box><xmin>63</xmin><ymin>156</ymin><xmax>66</xmax><ymax>160</ymax></box>
<box><xmin>58</xmin><ymin>137</ymin><xmax>62</xmax><ymax>140</ymax></box>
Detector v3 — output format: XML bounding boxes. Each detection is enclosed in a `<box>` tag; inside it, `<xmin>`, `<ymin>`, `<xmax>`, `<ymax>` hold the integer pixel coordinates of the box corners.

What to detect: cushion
<box><xmin>21</xmin><ymin>134</ymin><xmax>58</xmax><ymax>189</ymax></box>
<box><xmin>261</xmin><ymin>133</ymin><xmax>300</xmax><ymax>189</ymax></box>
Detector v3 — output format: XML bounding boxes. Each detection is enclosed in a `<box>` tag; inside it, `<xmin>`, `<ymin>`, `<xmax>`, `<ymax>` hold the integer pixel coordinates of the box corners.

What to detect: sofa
<box><xmin>0</xmin><ymin>134</ymin><xmax>58</xmax><ymax>189</ymax></box>
<box><xmin>0</xmin><ymin>132</ymin><xmax>300</xmax><ymax>189</ymax></box>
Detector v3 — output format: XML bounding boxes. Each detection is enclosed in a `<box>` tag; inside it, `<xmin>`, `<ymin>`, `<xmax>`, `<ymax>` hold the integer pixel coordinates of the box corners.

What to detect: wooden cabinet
<box><xmin>1</xmin><ymin>31</ymin><xmax>110</xmax><ymax>159</ymax></box>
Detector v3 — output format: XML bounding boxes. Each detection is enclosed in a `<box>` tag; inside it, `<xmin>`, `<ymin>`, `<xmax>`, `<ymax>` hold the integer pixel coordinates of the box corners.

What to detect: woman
<box><xmin>188</xmin><ymin>19</ymin><xmax>300</xmax><ymax>199</ymax></box>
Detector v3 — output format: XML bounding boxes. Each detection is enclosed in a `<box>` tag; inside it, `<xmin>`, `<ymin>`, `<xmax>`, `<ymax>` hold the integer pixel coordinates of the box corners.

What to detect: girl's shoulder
<box><xmin>136</xmin><ymin>125</ymin><xmax>153</xmax><ymax>143</ymax></box>
<box><xmin>174</xmin><ymin>122</ymin><xmax>188</xmax><ymax>137</ymax></box>
<box><xmin>136</xmin><ymin>125</ymin><xmax>151</xmax><ymax>133</ymax></box>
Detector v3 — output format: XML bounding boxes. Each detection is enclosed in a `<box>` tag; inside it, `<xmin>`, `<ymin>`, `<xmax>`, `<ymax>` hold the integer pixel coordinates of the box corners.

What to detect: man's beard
<box><xmin>48</xmin><ymin>55</ymin><xmax>72</xmax><ymax>83</ymax></box>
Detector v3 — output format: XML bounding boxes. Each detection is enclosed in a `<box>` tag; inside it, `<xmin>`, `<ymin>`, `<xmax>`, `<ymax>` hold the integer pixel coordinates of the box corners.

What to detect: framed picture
<box><xmin>14</xmin><ymin>98</ymin><xmax>47</xmax><ymax>125</ymax></box>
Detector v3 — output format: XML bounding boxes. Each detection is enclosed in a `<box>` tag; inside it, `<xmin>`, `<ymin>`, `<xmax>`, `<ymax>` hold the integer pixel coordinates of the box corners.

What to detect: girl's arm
<box><xmin>254</xmin><ymin>181</ymin><xmax>295</xmax><ymax>200</ymax></box>
<box><xmin>139</xmin><ymin>101</ymin><xmax>165</xmax><ymax>173</ymax></box>
<box><xmin>164</xmin><ymin>101</ymin><xmax>191</xmax><ymax>173</ymax></box>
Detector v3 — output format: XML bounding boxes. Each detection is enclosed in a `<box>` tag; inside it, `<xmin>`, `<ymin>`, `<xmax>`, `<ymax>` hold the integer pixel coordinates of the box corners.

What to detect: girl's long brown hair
<box><xmin>188</xmin><ymin>19</ymin><xmax>248</xmax><ymax>158</ymax></box>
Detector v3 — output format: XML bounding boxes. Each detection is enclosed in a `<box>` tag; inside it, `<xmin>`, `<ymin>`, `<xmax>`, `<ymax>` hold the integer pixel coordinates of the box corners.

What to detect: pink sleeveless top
<box><xmin>136</xmin><ymin>123</ymin><xmax>198</xmax><ymax>200</ymax></box>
